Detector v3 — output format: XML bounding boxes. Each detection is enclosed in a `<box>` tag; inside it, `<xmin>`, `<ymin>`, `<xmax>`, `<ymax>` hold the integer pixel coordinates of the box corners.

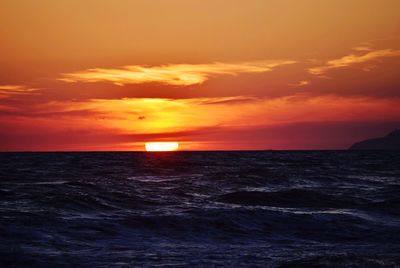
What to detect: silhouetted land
<box><xmin>350</xmin><ymin>129</ymin><xmax>400</xmax><ymax>150</ymax></box>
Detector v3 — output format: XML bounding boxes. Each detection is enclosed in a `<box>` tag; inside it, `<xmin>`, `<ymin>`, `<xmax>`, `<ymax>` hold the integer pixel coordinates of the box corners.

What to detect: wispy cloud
<box><xmin>59</xmin><ymin>60</ymin><xmax>296</xmax><ymax>86</ymax></box>
<box><xmin>309</xmin><ymin>49</ymin><xmax>400</xmax><ymax>76</ymax></box>
<box><xmin>0</xmin><ymin>85</ymin><xmax>39</xmax><ymax>99</ymax></box>
<box><xmin>352</xmin><ymin>46</ymin><xmax>373</xmax><ymax>52</ymax></box>
<box><xmin>289</xmin><ymin>80</ymin><xmax>310</xmax><ymax>87</ymax></box>
<box><xmin>5</xmin><ymin>94</ymin><xmax>400</xmax><ymax>133</ymax></box>
<box><xmin>195</xmin><ymin>96</ymin><xmax>259</xmax><ymax>105</ymax></box>
<box><xmin>3</xmin><ymin>94</ymin><xmax>400</xmax><ymax>150</ymax></box>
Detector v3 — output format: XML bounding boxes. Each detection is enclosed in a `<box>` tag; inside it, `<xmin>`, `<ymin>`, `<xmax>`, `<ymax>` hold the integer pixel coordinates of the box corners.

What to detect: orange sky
<box><xmin>1</xmin><ymin>0</ymin><xmax>400</xmax><ymax>151</ymax></box>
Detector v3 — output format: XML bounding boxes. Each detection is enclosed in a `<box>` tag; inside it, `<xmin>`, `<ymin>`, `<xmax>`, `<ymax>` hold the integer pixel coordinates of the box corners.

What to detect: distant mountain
<box><xmin>349</xmin><ymin>129</ymin><xmax>400</xmax><ymax>150</ymax></box>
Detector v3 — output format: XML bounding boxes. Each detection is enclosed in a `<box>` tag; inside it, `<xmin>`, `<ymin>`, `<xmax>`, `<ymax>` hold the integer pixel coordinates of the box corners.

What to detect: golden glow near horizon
<box><xmin>145</xmin><ymin>142</ymin><xmax>179</xmax><ymax>152</ymax></box>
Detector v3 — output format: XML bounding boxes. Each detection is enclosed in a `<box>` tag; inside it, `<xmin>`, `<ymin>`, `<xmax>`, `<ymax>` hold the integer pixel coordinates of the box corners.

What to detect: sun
<box><xmin>145</xmin><ymin>142</ymin><xmax>179</xmax><ymax>152</ymax></box>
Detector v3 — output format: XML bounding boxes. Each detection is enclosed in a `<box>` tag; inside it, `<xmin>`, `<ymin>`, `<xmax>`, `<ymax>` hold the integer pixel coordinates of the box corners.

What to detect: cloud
<box><xmin>194</xmin><ymin>96</ymin><xmax>259</xmax><ymax>105</ymax></box>
<box><xmin>309</xmin><ymin>49</ymin><xmax>400</xmax><ymax>76</ymax></box>
<box><xmin>352</xmin><ymin>46</ymin><xmax>373</xmax><ymax>52</ymax></box>
<box><xmin>0</xmin><ymin>85</ymin><xmax>39</xmax><ymax>99</ymax></box>
<box><xmin>4</xmin><ymin>94</ymin><xmax>400</xmax><ymax>136</ymax></box>
<box><xmin>289</xmin><ymin>80</ymin><xmax>310</xmax><ymax>87</ymax></box>
<box><xmin>2</xmin><ymin>95</ymin><xmax>400</xmax><ymax>151</ymax></box>
<box><xmin>59</xmin><ymin>60</ymin><xmax>296</xmax><ymax>86</ymax></box>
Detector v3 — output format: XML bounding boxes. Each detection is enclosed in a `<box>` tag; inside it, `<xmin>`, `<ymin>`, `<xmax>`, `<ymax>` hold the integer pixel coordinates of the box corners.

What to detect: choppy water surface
<box><xmin>1</xmin><ymin>151</ymin><xmax>400</xmax><ymax>267</ymax></box>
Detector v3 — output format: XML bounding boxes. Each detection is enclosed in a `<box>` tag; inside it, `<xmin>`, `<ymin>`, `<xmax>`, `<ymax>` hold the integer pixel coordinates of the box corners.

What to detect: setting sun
<box><xmin>145</xmin><ymin>142</ymin><xmax>179</xmax><ymax>152</ymax></box>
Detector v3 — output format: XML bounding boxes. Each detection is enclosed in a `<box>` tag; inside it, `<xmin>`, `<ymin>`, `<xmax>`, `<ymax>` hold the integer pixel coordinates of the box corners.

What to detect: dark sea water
<box><xmin>1</xmin><ymin>151</ymin><xmax>400</xmax><ymax>267</ymax></box>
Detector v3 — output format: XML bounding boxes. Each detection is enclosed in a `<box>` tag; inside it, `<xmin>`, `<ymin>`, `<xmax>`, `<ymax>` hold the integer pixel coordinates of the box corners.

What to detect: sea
<box><xmin>0</xmin><ymin>151</ymin><xmax>399</xmax><ymax>267</ymax></box>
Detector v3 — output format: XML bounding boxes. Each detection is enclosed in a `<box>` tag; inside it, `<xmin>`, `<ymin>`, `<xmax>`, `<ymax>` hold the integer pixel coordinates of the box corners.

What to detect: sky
<box><xmin>1</xmin><ymin>0</ymin><xmax>400</xmax><ymax>151</ymax></box>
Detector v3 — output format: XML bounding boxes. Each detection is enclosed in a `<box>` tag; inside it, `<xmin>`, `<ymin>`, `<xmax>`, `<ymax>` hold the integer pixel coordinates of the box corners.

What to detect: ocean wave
<box><xmin>1</xmin><ymin>151</ymin><xmax>400</xmax><ymax>266</ymax></box>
